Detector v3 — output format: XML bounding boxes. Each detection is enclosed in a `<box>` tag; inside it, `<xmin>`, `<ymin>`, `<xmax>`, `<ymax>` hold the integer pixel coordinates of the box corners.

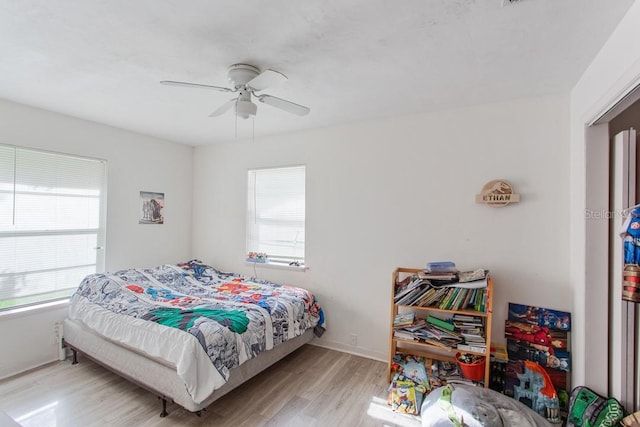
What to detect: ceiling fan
<box><xmin>161</xmin><ymin>64</ymin><xmax>310</xmax><ymax>119</ymax></box>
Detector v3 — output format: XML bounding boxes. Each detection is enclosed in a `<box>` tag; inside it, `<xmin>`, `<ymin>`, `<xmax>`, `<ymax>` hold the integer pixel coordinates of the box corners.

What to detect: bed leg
<box><xmin>195</xmin><ymin>410</ymin><xmax>202</xmax><ymax>417</ymax></box>
<box><xmin>71</xmin><ymin>349</ymin><xmax>78</xmax><ymax>365</ymax></box>
<box><xmin>160</xmin><ymin>398</ymin><xmax>168</xmax><ymax>417</ymax></box>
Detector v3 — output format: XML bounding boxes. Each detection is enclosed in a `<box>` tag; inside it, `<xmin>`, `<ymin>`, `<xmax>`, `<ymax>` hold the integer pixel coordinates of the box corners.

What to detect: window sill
<box><xmin>0</xmin><ymin>299</ymin><xmax>70</xmax><ymax>320</ymax></box>
<box><xmin>245</xmin><ymin>261</ymin><xmax>308</xmax><ymax>272</ymax></box>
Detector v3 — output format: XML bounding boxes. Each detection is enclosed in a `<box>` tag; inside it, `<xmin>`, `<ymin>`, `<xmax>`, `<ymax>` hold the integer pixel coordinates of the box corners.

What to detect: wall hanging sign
<box><xmin>139</xmin><ymin>191</ymin><xmax>164</xmax><ymax>224</ymax></box>
<box><xmin>475</xmin><ymin>179</ymin><xmax>520</xmax><ymax>207</ymax></box>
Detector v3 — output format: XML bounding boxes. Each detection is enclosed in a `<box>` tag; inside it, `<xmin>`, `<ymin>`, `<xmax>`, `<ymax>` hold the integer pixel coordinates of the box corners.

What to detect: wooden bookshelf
<box><xmin>388</xmin><ymin>267</ymin><xmax>494</xmax><ymax>387</ymax></box>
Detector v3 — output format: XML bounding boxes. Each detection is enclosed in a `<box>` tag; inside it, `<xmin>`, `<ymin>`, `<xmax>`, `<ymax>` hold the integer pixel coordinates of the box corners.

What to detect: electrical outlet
<box><xmin>53</xmin><ymin>322</ymin><xmax>61</xmax><ymax>345</ymax></box>
<box><xmin>349</xmin><ymin>333</ymin><xmax>357</xmax><ymax>347</ymax></box>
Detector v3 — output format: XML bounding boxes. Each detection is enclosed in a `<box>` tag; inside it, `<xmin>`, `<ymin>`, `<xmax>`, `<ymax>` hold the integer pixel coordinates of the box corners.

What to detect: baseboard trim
<box><xmin>309</xmin><ymin>339</ymin><xmax>387</xmax><ymax>363</ymax></box>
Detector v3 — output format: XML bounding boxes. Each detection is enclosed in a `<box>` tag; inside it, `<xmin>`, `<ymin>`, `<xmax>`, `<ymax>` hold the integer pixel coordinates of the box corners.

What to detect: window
<box><xmin>247</xmin><ymin>165</ymin><xmax>305</xmax><ymax>264</ymax></box>
<box><xmin>0</xmin><ymin>145</ymin><xmax>106</xmax><ymax>311</ymax></box>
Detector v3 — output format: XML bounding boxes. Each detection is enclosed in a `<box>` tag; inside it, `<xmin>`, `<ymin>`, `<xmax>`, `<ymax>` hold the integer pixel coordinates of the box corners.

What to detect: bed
<box><xmin>63</xmin><ymin>260</ymin><xmax>324</xmax><ymax>416</ymax></box>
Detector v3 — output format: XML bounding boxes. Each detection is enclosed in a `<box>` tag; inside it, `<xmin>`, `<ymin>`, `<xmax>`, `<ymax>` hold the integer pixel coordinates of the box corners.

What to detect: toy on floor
<box><xmin>513</xmin><ymin>361</ymin><xmax>561</xmax><ymax>423</ymax></box>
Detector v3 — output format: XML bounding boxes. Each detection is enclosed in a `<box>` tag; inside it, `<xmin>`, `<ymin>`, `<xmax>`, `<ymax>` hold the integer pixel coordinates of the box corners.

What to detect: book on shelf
<box><xmin>448</xmin><ymin>277</ymin><xmax>488</xmax><ymax>289</ymax></box>
<box><xmin>475</xmin><ymin>288</ymin><xmax>488</xmax><ymax>312</ymax></box>
<box><xmin>425</xmin><ymin>277</ymin><xmax>458</xmax><ymax>287</ymax></box>
<box><xmin>393</xmin><ymin>323</ymin><xmax>464</xmax><ymax>349</ymax></box>
<box><xmin>394</xmin><ymin>277</ymin><xmax>428</xmax><ymax>303</ymax></box>
<box><xmin>456</xmin><ymin>343</ymin><xmax>487</xmax><ymax>354</ymax></box>
<box><xmin>393</xmin><ymin>312</ymin><xmax>415</xmax><ymax>327</ymax></box>
<box><xmin>428</xmin><ymin>323</ymin><xmax>462</xmax><ymax>338</ymax></box>
<box><xmin>442</xmin><ymin>288</ymin><xmax>458</xmax><ymax>309</ymax></box>
<box><xmin>420</xmin><ymin>327</ymin><xmax>463</xmax><ymax>342</ymax></box>
<box><xmin>457</xmin><ymin>269</ymin><xmax>488</xmax><ymax>283</ymax></box>
<box><xmin>420</xmin><ymin>272</ymin><xmax>458</xmax><ymax>281</ymax></box>
<box><xmin>426</xmin><ymin>315</ymin><xmax>454</xmax><ymax>331</ymax></box>
<box><xmin>415</xmin><ymin>287</ymin><xmax>448</xmax><ymax>307</ymax></box>
<box><xmin>454</xmin><ymin>317</ymin><xmax>483</xmax><ymax>326</ymax></box>
<box><xmin>399</xmin><ymin>319</ymin><xmax>427</xmax><ymax>331</ymax></box>
<box><xmin>460</xmin><ymin>332</ymin><xmax>484</xmax><ymax>341</ymax></box>
<box><xmin>456</xmin><ymin>327</ymin><xmax>483</xmax><ymax>336</ymax></box>
<box><xmin>396</xmin><ymin>281</ymin><xmax>431</xmax><ymax>305</ymax></box>
<box><xmin>405</xmin><ymin>284</ymin><xmax>433</xmax><ymax>306</ymax></box>
<box><xmin>412</xmin><ymin>288</ymin><xmax>436</xmax><ymax>306</ymax></box>
<box><xmin>453</xmin><ymin>314</ymin><xmax>482</xmax><ymax>322</ymax></box>
<box><xmin>394</xmin><ymin>330</ymin><xmax>420</xmax><ymax>341</ymax></box>
<box><xmin>398</xmin><ymin>285</ymin><xmax>490</xmax><ymax>311</ymax></box>
<box><xmin>450</xmin><ymin>288</ymin><xmax>469</xmax><ymax>310</ymax></box>
<box><xmin>436</xmin><ymin>288</ymin><xmax>452</xmax><ymax>310</ymax></box>
<box><xmin>418</xmin><ymin>266</ymin><xmax>490</xmax><ymax>288</ymax></box>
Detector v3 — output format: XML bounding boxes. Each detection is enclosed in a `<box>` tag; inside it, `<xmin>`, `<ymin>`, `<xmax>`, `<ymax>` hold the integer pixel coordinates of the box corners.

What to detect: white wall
<box><xmin>570</xmin><ymin>0</ymin><xmax>640</xmax><ymax>394</ymax></box>
<box><xmin>193</xmin><ymin>94</ymin><xmax>570</xmax><ymax>361</ymax></box>
<box><xmin>0</xmin><ymin>98</ymin><xmax>193</xmax><ymax>378</ymax></box>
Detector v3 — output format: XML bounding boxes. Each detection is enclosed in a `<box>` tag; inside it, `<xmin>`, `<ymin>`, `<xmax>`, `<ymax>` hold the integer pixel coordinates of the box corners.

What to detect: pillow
<box><xmin>420</xmin><ymin>385</ymin><xmax>502</xmax><ymax>427</ymax></box>
<box><xmin>421</xmin><ymin>384</ymin><xmax>554</xmax><ymax>427</ymax></box>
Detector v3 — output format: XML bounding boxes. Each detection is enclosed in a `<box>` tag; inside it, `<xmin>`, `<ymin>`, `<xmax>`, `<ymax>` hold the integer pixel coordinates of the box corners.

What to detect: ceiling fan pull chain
<box><xmin>235</xmin><ymin>98</ymin><xmax>239</xmax><ymax>139</ymax></box>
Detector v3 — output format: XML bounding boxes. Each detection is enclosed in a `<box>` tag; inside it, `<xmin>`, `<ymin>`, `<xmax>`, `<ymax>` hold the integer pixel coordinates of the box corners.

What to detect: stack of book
<box><xmin>393</xmin><ymin>313</ymin><xmax>465</xmax><ymax>349</ymax></box>
<box><xmin>453</xmin><ymin>314</ymin><xmax>487</xmax><ymax>354</ymax></box>
<box><xmin>437</xmin><ymin>285</ymin><xmax>488</xmax><ymax>311</ymax></box>
<box><xmin>422</xmin><ymin>315</ymin><xmax>463</xmax><ymax>348</ymax></box>
<box><xmin>394</xmin><ymin>276</ymin><xmax>431</xmax><ymax>305</ymax></box>
<box><xmin>422</xmin><ymin>261</ymin><xmax>459</xmax><ymax>285</ymax></box>
<box><xmin>411</xmin><ymin>287</ymin><xmax>450</xmax><ymax>307</ymax></box>
<box><xmin>394</xmin><ymin>274</ymin><xmax>489</xmax><ymax>312</ymax></box>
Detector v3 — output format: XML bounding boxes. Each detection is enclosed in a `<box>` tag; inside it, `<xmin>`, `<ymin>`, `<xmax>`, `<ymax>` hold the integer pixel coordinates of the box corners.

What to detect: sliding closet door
<box><xmin>611</xmin><ymin>128</ymin><xmax>637</xmax><ymax>412</ymax></box>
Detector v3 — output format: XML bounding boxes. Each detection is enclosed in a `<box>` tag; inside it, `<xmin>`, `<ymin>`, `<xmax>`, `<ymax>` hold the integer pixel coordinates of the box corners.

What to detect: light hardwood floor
<box><xmin>0</xmin><ymin>345</ymin><xmax>422</xmax><ymax>427</ymax></box>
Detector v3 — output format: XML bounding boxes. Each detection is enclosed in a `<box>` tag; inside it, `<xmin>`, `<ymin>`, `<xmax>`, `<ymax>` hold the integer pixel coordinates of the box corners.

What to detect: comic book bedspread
<box><xmin>69</xmin><ymin>260</ymin><xmax>323</xmax><ymax>401</ymax></box>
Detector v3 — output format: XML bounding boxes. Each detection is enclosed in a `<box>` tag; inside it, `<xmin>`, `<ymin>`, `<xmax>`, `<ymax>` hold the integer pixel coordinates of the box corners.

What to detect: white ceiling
<box><xmin>0</xmin><ymin>0</ymin><xmax>635</xmax><ymax>145</ymax></box>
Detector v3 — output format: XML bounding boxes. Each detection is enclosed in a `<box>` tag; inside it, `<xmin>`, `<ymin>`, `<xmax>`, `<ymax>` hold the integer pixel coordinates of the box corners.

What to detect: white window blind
<box><xmin>247</xmin><ymin>165</ymin><xmax>305</xmax><ymax>262</ymax></box>
<box><xmin>0</xmin><ymin>145</ymin><xmax>106</xmax><ymax>311</ymax></box>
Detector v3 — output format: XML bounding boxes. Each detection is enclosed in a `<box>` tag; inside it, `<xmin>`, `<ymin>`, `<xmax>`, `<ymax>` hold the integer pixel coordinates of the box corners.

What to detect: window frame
<box><xmin>0</xmin><ymin>144</ymin><xmax>107</xmax><ymax>311</ymax></box>
<box><xmin>246</xmin><ymin>164</ymin><xmax>306</xmax><ymax>266</ymax></box>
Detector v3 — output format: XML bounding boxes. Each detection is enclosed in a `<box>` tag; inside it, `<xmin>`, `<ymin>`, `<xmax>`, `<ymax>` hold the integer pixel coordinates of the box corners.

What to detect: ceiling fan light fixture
<box><xmin>235</xmin><ymin>99</ymin><xmax>257</xmax><ymax>119</ymax></box>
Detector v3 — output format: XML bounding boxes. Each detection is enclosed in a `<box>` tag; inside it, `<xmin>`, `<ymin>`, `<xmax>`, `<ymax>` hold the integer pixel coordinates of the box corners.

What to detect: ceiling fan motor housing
<box><xmin>227</xmin><ymin>64</ymin><xmax>260</xmax><ymax>89</ymax></box>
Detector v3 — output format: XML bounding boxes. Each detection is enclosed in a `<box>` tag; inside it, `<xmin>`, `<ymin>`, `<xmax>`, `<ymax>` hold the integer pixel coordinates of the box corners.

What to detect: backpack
<box><xmin>566</xmin><ymin>386</ymin><xmax>626</xmax><ymax>427</ymax></box>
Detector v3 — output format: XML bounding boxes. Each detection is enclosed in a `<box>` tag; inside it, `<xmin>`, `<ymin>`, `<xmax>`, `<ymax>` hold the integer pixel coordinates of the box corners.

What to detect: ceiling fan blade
<box><xmin>247</xmin><ymin>70</ymin><xmax>287</xmax><ymax>91</ymax></box>
<box><xmin>208</xmin><ymin>98</ymin><xmax>237</xmax><ymax>117</ymax></box>
<box><xmin>160</xmin><ymin>80</ymin><xmax>233</xmax><ymax>93</ymax></box>
<box><xmin>258</xmin><ymin>94</ymin><xmax>310</xmax><ymax>116</ymax></box>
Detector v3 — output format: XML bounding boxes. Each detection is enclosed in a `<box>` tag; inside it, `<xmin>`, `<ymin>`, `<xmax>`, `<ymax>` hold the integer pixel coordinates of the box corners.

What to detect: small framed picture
<box><xmin>139</xmin><ymin>191</ymin><xmax>164</xmax><ymax>224</ymax></box>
